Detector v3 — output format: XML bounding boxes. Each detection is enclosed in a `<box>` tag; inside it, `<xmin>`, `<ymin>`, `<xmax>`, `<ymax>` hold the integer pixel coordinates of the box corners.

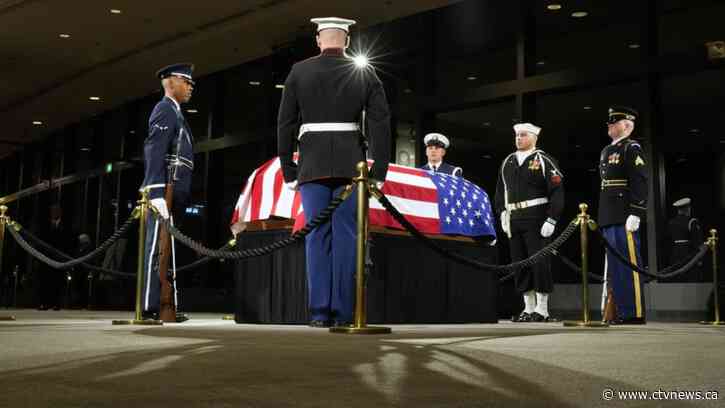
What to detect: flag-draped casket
<box><xmin>230</xmin><ymin>157</ymin><xmax>496</xmax><ymax>239</ymax></box>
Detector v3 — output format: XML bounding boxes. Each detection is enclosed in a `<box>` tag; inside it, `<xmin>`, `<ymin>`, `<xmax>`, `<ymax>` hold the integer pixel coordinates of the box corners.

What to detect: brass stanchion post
<box><xmin>0</xmin><ymin>205</ymin><xmax>16</xmax><ymax>321</ymax></box>
<box><xmin>564</xmin><ymin>204</ymin><xmax>607</xmax><ymax>327</ymax></box>
<box><xmin>700</xmin><ymin>229</ymin><xmax>723</xmax><ymax>325</ymax></box>
<box><xmin>113</xmin><ymin>190</ymin><xmax>162</xmax><ymax>325</ymax></box>
<box><xmin>331</xmin><ymin>162</ymin><xmax>390</xmax><ymax>334</ymax></box>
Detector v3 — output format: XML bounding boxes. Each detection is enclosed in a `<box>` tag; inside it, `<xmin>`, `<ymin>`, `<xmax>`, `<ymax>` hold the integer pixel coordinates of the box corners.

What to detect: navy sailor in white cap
<box><xmin>420</xmin><ymin>133</ymin><xmax>462</xmax><ymax>176</ymax></box>
<box><xmin>667</xmin><ymin>197</ymin><xmax>704</xmax><ymax>282</ymax></box>
<box><xmin>277</xmin><ymin>17</ymin><xmax>391</xmax><ymax>327</ymax></box>
<box><xmin>495</xmin><ymin>122</ymin><xmax>565</xmax><ymax>322</ymax></box>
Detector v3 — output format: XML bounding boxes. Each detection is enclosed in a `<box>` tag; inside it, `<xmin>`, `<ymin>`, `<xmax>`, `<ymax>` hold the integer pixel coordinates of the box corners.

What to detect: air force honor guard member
<box><xmin>139</xmin><ymin>63</ymin><xmax>195</xmax><ymax>322</ymax></box>
<box><xmin>495</xmin><ymin>123</ymin><xmax>564</xmax><ymax>322</ymax></box>
<box><xmin>277</xmin><ymin>17</ymin><xmax>391</xmax><ymax>327</ymax></box>
<box><xmin>420</xmin><ymin>133</ymin><xmax>463</xmax><ymax>176</ymax></box>
<box><xmin>599</xmin><ymin>106</ymin><xmax>647</xmax><ymax>325</ymax></box>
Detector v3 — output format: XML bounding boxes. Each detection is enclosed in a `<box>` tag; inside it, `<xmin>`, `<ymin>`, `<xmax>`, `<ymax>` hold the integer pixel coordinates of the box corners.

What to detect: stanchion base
<box><xmin>563</xmin><ymin>320</ymin><xmax>609</xmax><ymax>328</ymax></box>
<box><xmin>0</xmin><ymin>315</ymin><xmax>16</xmax><ymax>321</ymax></box>
<box><xmin>221</xmin><ymin>314</ymin><xmax>235</xmax><ymax>321</ymax></box>
<box><xmin>699</xmin><ymin>321</ymin><xmax>725</xmax><ymax>326</ymax></box>
<box><xmin>112</xmin><ymin>319</ymin><xmax>163</xmax><ymax>325</ymax></box>
<box><xmin>329</xmin><ymin>325</ymin><xmax>392</xmax><ymax>334</ymax></box>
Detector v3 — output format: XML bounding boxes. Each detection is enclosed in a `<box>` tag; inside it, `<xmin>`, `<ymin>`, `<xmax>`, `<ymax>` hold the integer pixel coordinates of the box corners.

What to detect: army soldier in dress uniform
<box><xmin>138</xmin><ymin>63</ymin><xmax>195</xmax><ymax>322</ymax></box>
<box><xmin>277</xmin><ymin>17</ymin><xmax>391</xmax><ymax>327</ymax></box>
<box><xmin>495</xmin><ymin>123</ymin><xmax>564</xmax><ymax>322</ymax></box>
<box><xmin>598</xmin><ymin>106</ymin><xmax>647</xmax><ymax>325</ymax></box>
<box><xmin>667</xmin><ymin>198</ymin><xmax>704</xmax><ymax>282</ymax></box>
<box><xmin>420</xmin><ymin>133</ymin><xmax>463</xmax><ymax>176</ymax></box>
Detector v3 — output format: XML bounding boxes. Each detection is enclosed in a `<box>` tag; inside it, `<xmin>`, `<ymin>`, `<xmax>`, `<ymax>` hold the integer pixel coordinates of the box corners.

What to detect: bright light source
<box><xmin>466</xmin><ymin>75</ymin><xmax>478</xmax><ymax>81</ymax></box>
<box><xmin>249</xmin><ymin>81</ymin><xmax>261</xmax><ymax>86</ymax></box>
<box><xmin>583</xmin><ymin>106</ymin><xmax>592</xmax><ymax>110</ymax></box>
<box><xmin>105</xmin><ymin>163</ymin><xmax>113</xmax><ymax>173</ymax></box>
<box><xmin>275</xmin><ymin>84</ymin><xmax>285</xmax><ymax>89</ymax></box>
<box><xmin>536</xmin><ymin>61</ymin><xmax>546</xmax><ymax>66</ymax></box>
<box><xmin>110</xmin><ymin>9</ymin><xmax>122</xmax><ymax>14</ymax></box>
<box><xmin>571</xmin><ymin>11</ymin><xmax>588</xmax><ymax>18</ymax></box>
<box><xmin>353</xmin><ymin>55</ymin><xmax>369</xmax><ymax>68</ymax></box>
<box><xmin>547</xmin><ymin>4</ymin><xmax>562</xmax><ymax>11</ymax></box>
<box><xmin>89</xmin><ymin>96</ymin><xmax>101</xmax><ymax>101</ymax></box>
<box><xmin>59</xmin><ymin>33</ymin><xmax>71</xmax><ymax>39</ymax></box>
<box><xmin>80</xmin><ymin>147</ymin><xmax>91</xmax><ymax>152</ymax></box>
<box><xmin>32</xmin><ymin>120</ymin><xmax>43</xmax><ymax>125</ymax></box>
<box><xmin>186</xmin><ymin>109</ymin><xmax>198</xmax><ymax>113</ymax></box>
<box><xmin>628</xmin><ymin>43</ymin><xmax>640</xmax><ymax>49</ymax></box>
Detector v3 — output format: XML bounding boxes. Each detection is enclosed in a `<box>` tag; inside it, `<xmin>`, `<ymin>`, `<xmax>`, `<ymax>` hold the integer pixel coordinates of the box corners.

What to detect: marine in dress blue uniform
<box><xmin>495</xmin><ymin>123</ymin><xmax>564</xmax><ymax>322</ymax></box>
<box><xmin>277</xmin><ymin>17</ymin><xmax>391</xmax><ymax>327</ymax></box>
<box><xmin>139</xmin><ymin>63</ymin><xmax>195</xmax><ymax>321</ymax></box>
<box><xmin>420</xmin><ymin>133</ymin><xmax>463</xmax><ymax>177</ymax></box>
<box><xmin>598</xmin><ymin>106</ymin><xmax>647</xmax><ymax>325</ymax></box>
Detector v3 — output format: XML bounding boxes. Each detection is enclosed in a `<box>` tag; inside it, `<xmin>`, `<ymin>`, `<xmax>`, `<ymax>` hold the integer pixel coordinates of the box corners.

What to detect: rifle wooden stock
<box><xmin>603</xmin><ymin>286</ymin><xmax>617</xmax><ymax>322</ymax></box>
<box><xmin>157</xmin><ymin>183</ymin><xmax>176</xmax><ymax>322</ymax></box>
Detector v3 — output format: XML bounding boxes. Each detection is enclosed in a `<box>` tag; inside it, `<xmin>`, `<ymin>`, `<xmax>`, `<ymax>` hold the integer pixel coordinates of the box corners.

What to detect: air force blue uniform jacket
<box><xmin>140</xmin><ymin>96</ymin><xmax>194</xmax><ymax>202</ymax></box>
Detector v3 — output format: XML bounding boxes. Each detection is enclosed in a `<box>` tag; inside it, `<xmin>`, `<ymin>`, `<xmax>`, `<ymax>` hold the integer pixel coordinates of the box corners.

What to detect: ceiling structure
<box><xmin>0</xmin><ymin>0</ymin><xmax>460</xmax><ymax>158</ymax></box>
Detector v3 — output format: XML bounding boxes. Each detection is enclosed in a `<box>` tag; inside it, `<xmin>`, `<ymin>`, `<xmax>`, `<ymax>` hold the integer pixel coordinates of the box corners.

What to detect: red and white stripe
<box><xmin>230</xmin><ymin>159</ymin><xmax>442</xmax><ymax>234</ymax></box>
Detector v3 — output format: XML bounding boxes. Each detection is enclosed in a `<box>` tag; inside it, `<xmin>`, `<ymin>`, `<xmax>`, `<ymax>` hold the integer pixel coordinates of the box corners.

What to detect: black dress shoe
<box><xmin>175</xmin><ymin>312</ymin><xmax>190</xmax><ymax>323</ymax></box>
<box><xmin>530</xmin><ymin>312</ymin><xmax>558</xmax><ymax>323</ymax></box>
<box><xmin>608</xmin><ymin>317</ymin><xmax>646</xmax><ymax>325</ymax></box>
<box><xmin>141</xmin><ymin>311</ymin><xmax>160</xmax><ymax>320</ymax></box>
<box><xmin>309</xmin><ymin>320</ymin><xmax>331</xmax><ymax>328</ymax></box>
<box><xmin>512</xmin><ymin>312</ymin><xmax>532</xmax><ymax>322</ymax></box>
<box><xmin>333</xmin><ymin>320</ymin><xmax>352</xmax><ymax>328</ymax></box>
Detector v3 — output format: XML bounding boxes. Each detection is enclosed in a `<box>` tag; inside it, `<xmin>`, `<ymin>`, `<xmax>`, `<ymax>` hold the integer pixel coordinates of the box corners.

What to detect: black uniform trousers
<box><xmin>509</xmin><ymin>218</ymin><xmax>553</xmax><ymax>294</ymax></box>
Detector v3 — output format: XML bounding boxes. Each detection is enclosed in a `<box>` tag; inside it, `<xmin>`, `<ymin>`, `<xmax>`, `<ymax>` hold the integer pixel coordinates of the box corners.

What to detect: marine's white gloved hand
<box><xmin>284</xmin><ymin>180</ymin><xmax>298</xmax><ymax>191</ymax></box>
<box><xmin>370</xmin><ymin>179</ymin><xmax>384</xmax><ymax>190</ymax></box>
<box><xmin>150</xmin><ymin>198</ymin><xmax>169</xmax><ymax>219</ymax></box>
<box><xmin>540</xmin><ymin>218</ymin><xmax>556</xmax><ymax>238</ymax></box>
<box><xmin>625</xmin><ymin>215</ymin><xmax>640</xmax><ymax>232</ymax></box>
<box><xmin>500</xmin><ymin>211</ymin><xmax>510</xmax><ymax>235</ymax></box>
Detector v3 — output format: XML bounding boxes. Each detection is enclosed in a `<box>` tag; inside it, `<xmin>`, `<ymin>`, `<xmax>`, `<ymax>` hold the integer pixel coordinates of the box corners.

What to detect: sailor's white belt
<box><xmin>298</xmin><ymin>122</ymin><xmax>360</xmax><ymax>139</ymax></box>
<box><xmin>506</xmin><ymin>197</ymin><xmax>549</xmax><ymax>211</ymax></box>
<box><xmin>674</xmin><ymin>240</ymin><xmax>690</xmax><ymax>244</ymax></box>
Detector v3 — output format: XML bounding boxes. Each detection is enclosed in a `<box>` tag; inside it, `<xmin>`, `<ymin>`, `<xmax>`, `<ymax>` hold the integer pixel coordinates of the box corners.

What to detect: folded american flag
<box><xmin>230</xmin><ymin>157</ymin><xmax>496</xmax><ymax>238</ymax></box>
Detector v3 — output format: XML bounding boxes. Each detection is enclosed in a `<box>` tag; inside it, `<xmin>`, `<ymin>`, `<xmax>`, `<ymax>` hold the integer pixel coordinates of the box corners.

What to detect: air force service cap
<box><xmin>608</xmin><ymin>106</ymin><xmax>638</xmax><ymax>124</ymax></box>
<box><xmin>423</xmin><ymin>133</ymin><xmax>450</xmax><ymax>149</ymax></box>
<box><xmin>156</xmin><ymin>63</ymin><xmax>195</xmax><ymax>84</ymax></box>
<box><xmin>311</xmin><ymin>17</ymin><xmax>356</xmax><ymax>33</ymax></box>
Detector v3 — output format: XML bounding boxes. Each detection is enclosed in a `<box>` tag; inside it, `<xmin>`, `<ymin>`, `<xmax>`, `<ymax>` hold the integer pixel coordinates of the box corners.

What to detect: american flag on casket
<box><xmin>230</xmin><ymin>157</ymin><xmax>497</xmax><ymax>239</ymax></box>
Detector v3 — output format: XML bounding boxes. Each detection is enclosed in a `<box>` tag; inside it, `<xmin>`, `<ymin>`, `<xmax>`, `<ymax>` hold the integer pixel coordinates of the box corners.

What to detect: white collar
<box><xmin>610</xmin><ymin>135</ymin><xmax>629</xmax><ymax>145</ymax></box>
<box><xmin>166</xmin><ymin>95</ymin><xmax>181</xmax><ymax>112</ymax></box>
<box><xmin>427</xmin><ymin>161</ymin><xmax>442</xmax><ymax>169</ymax></box>
<box><xmin>514</xmin><ymin>149</ymin><xmax>536</xmax><ymax>166</ymax></box>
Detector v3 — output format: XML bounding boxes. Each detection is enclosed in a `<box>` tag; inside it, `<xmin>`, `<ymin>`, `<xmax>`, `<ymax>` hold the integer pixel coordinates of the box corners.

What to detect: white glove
<box><xmin>500</xmin><ymin>211</ymin><xmax>510</xmax><ymax>235</ymax></box>
<box><xmin>371</xmin><ymin>179</ymin><xmax>384</xmax><ymax>190</ymax></box>
<box><xmin>284</xmin><ymin>180</ymin><xmax>298</xmax><ymax>191</ymax></box>
<box><xmin>625</xmin><ymin>215</ymin><xmax>640</xmax><ymax>232</ymax></box>
<box><xmin>150</xmin><ymin>198</ymin><xmax>169</xmax><ymax>219</ymax></box>
<box><xmin>540</xmin><ymin>219</ymin><xmax>556</xmax><ymax>238</ymax></box>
